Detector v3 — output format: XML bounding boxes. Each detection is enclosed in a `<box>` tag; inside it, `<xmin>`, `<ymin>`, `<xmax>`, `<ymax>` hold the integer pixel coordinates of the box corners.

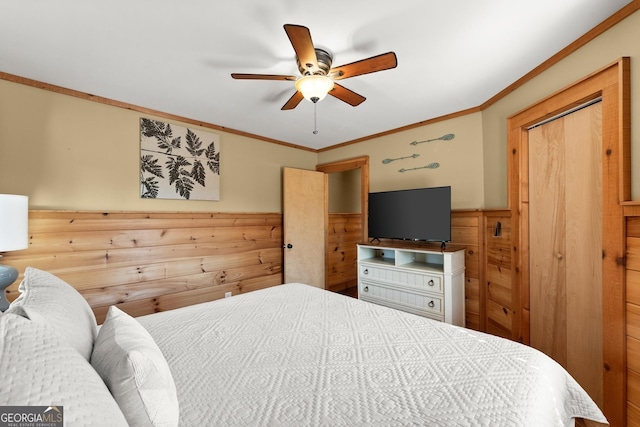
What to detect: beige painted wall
<box><xmin>0</xmin><ymin>79</ymin><xmax>316</xmax><ymax>212</ymax></box>
<box><xmin>319</xmin><ymin>112</ymin><xmax>485</xmax><ymax>210</ymax></box>
<box><xmin>482</xmin><ymin>9</ymin><xmax>640</xmax><ymax>207</ymax></box>
<box><xmin>328</xmin><ymin>169</ymin><xmax>361</xmax><ymax>213</ymax></box>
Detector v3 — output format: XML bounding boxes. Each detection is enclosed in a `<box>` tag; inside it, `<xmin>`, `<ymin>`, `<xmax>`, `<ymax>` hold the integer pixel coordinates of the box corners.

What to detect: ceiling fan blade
<box><xmin>281</xmin><ymin>91</ymin><xmax>304</xmax><ymax>110</ymax></box>
<box><xmin>329</xmin><ymin>83</ymin><xmax>366</xmax><ymax>107</ymax></box>
<box><xmin>330</xmin><ymin>52</ymin><xmax>397</xmax><ymax>80</ymax></box>
<box><xmin>231</xmin><ymin>73</ymin><xmax>297</xmax><ymax>81</ymax></box>
<box><xmin>283</xmin><ymin>24</ymin><xmax>318</xmax><ymax>74</ymax></box>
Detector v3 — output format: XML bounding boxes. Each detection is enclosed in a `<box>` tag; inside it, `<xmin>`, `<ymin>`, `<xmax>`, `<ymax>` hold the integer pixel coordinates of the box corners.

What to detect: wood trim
<box><xmin>0</xmin><ymin>71</ymin><xmax>316</xmax><ymax>153</ymax></box>
<box><xmin>324</xmin><ymin>172</ymin><xmax>330</xmax><ymax>289</ymax></box>
<box><xmin>481</xmin><ymin>1</ymin><xmax>640</xmax><ymax>111</ymax></box>
<box><xmin>507</xmin><ymin>57</ymin><xmax>630</xmax><ymax>426</ymax></box>
<box><xmin>619</xmin><ymin>57</ymin><xmax>632</xmax><ymax>202</ymax></box>
<box><xmin>315</xmin><ymin>156</ymin><xmax>369</xmax><ymax>172</ymax></box>
<box><xmin>317</xmin><ymin>106</ymin><xmax>482</xmax><ymax>152</ymax></box>
<box><xmin>623</xmin><ymin>204</ymin><xmax>640</xmax><ymax>217</ymax></box>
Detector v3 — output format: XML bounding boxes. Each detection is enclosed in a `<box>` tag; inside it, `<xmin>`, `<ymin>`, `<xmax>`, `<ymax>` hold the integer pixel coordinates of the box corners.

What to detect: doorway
<box><xmin>317</xmin><ymin>156</ymin><xmax>370</xmax><ymax>295</ymax></box>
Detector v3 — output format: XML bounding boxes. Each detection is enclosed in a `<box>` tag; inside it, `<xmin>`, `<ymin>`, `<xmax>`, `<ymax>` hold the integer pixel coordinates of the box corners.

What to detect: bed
<box><xmin>1</xmin><ymin>267</ymin><xmax>608</xmax><ymax>426</ymax></box>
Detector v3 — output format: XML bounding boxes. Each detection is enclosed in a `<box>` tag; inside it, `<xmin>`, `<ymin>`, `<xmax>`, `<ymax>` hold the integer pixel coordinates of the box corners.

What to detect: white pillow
<box><xmin>91</xmin><ymin>306</ymin><xmax>179</xmax><ymax>427</ymax></box>
<box><xmin>6</xmin><ymin>267</ymin><xmax>97</xmax><ymax>361</ymax></box>
<box><xmin>0</xmin><ymin>312</ymin><xmax>129</xmax><ymax>426</ymax></box>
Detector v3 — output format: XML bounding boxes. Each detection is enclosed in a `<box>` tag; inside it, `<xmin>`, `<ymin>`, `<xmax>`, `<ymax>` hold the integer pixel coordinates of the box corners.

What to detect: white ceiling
<box><xmin>0</xmin><ymin>1</ymin><xmax>631</xmax><ymax>150</ymax></box>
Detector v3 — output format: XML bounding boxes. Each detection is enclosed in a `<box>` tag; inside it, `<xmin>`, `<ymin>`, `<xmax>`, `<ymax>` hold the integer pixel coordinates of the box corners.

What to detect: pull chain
<box><xmin>313</xmin><ymin>102</ymin><xmax>318</xmax><ymax>135</ymax></box>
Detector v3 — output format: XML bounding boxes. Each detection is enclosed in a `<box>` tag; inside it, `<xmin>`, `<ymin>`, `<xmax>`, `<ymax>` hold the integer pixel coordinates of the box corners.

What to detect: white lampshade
<box><xmin>295</xmin><ymin>75</ymin><xmax>334</xmax><ymax>103</ymax></box>
<box><xmin>0</xmin><ymin>194</ymin><xmax>28</xmax><ymax>251</ymax></box>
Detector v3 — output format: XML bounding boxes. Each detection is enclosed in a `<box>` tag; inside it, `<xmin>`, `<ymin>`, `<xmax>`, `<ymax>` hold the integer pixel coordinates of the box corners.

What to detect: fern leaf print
<box><xmin>140</xmin><ymin>118</ymin><xmax>220</xmax><ymax>200</ymax></box>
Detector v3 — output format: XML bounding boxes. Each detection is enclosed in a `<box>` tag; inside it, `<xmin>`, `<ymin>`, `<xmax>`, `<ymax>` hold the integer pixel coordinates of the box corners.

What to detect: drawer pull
<box><xmin>363</xmin><ymin>268</ymin><xmax>369</xmax><ymax>275</ymax></box>
<box><xmin>428</xmin><ymin>300</ymin><xmax>435</xmax><ymax>308</ymax></box>
<box><xmin>364</xmin><ymin>286</ymin><xmax>369</xmax><ymax>292</ymax></box>
<box><xmin>428</xmin><ymin>279</ymin><xmax>434</xmax><ymax>286</ymax></box>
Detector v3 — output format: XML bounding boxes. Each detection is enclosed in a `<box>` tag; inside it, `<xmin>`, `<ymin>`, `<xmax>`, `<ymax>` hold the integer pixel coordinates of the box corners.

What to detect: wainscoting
<box><xmin>624</xmin><ymin>205</ymin><xmax>640</xmax><ymax>424</ymax></box>
<box><xmin>448</xmin><ymin>210</ymin><xmax>512</xmax><ymax>336</ymax></box>
<box><xmin>2</xmin><ymin>209</ymin><xmax>513</xmax><ymax>334</ymax></box>
<box><xmin>1</xmin><ymin>211</ymin><xmax>283</xmax><ymax>323</ymax></box>
<box><xmin>326</xmin><ymin>213</ymin><xmax>361</xmax><ymax>293</ymax></box>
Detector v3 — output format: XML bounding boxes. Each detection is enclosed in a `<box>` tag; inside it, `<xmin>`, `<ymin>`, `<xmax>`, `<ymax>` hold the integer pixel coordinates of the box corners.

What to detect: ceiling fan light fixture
<box><xmin>295</xmin><ymin>75</ymin><xmax>334</xmax><ymax>103</ymax></box>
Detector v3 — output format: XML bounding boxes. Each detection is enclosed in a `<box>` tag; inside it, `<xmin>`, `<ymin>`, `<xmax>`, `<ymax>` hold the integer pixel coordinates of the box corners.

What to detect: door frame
<box><xmin>507</xmin><ymin>58</ymin><xmax>630</xmax><ymax>425</ymax></box>
<box><xmin>316</xmin><ymin>156</ymin><xmax>370</xmax><ymax>289</ymax></box>
<box><xmin>316</xmin><ymin>156</ymin><xmax>370</xmax><ymax>244</ymax></box>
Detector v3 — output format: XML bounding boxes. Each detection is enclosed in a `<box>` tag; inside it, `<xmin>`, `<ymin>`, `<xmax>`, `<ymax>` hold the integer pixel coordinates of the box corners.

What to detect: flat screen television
<box><xmin>368</xmin><ymin>186</ymin><xmax>451</xmax><ymax>242</ymax></box>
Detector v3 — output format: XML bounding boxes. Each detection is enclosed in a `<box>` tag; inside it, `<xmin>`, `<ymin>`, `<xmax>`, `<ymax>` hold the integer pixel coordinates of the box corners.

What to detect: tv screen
<box><xmin>368</xmin><ymin>186</ymin><xmax>451</xmax><ymax>242</ymax></box>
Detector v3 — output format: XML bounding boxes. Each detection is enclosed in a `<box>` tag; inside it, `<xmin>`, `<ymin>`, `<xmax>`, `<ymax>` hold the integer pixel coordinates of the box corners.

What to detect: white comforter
<box><xmin>138</xmin><ymin>283</ymin><xmax>607</xmax><ymax>427</ymax></box>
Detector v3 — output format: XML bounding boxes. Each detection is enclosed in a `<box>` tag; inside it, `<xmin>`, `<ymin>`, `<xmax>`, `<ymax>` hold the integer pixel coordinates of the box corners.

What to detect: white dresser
<box><xmin>357</xmin><ymin>243</ymin><xmax>466</xmax><ymax>326</ymax></box>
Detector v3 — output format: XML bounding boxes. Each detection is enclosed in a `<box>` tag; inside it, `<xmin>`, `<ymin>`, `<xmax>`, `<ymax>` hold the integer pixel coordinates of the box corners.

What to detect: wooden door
<box><xmin>508</xmin><ymin>59</ymin><xmax>629</xmax><ymax>426</ymax></box>
<box><xmin>283</xmin><ymin>167</ymin><xmax>327</xmax><ymax>288</ymax></box>
<box><xmin>529</xmin><ymin>102</ymin><xmax>603</xmax><ymax>407</ymax></box>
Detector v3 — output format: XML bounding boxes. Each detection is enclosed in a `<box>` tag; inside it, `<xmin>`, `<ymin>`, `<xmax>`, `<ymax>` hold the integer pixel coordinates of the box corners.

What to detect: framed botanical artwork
<box><xmin>140</xmin><ymin>118</ymin><xmax>220</xmax><ymax>201</ymax></box>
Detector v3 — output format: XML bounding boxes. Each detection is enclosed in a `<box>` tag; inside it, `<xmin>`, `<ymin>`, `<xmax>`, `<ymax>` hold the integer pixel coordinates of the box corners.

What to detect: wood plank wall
<box><xmin>449</xmin><ymin>211</ymin><xmax>484</xmax><ymax>331</ymax></box>
<box><xmin>449</xmin><ymin>210</ymin><xmax>512</xmax><ymax>334</ymax></box>
<box><xmin>1</xmin><ymin>209</ymin><xmax>513</xmax><ymax>338</ymax></box>
<box><xmin>1</xmin><ymin>210</ymin><xmax>283</xmax><ymax>323</ymax></box>
<box><xmin>624</xmin><ymin>207</ymin><xmax>640</xmax><ymax>425</ymax></box>
<box><xmin>327</xmin><ymin>213</ymin><xmax>361</xmax><ymax>293</ymax></box>
<box><xmin>484</xmin><ymin>212</ymin><xmax>513</xmax><ymax>339</ymax></box>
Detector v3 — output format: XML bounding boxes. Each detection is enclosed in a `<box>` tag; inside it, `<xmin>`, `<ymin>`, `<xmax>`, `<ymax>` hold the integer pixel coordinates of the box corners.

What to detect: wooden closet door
<box><xmin>528</xmin><ymin>102</ymin><xmax>603</xmax><ymax>407</ymax></box>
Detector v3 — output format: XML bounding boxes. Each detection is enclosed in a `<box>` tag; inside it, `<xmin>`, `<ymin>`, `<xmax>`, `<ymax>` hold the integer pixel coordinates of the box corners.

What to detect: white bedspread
<box><xmin>138</xmin><ymin>283</ymin><xmax>607</xmax><ymax>427</ymax></box>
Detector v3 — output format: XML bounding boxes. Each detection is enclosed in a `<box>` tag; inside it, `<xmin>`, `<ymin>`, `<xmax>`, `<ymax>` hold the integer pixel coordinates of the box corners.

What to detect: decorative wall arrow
<box><xmin>381</xmin><ymin>153</ymin><xmax>419</xmax><ymax>164</ymax></box>
<box><xmin>409</xmin><ymin>133</ymin><xmax>455</xmax><ymax>146</ymax></box>
<box><xmin>398</xmin><ymin>162</ymin><xmax>440</xmax><ymax>173</ymax></box>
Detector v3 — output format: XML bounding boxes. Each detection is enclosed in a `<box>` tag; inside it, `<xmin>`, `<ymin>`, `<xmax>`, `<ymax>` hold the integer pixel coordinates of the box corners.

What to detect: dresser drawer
<box><xmin>359</xmin><ymin>280</ymin><xmax>443</xmax><ymax>316</ymax></box>
<box><xmin>359</xmin><ymin>264</ymin><xmax>443</xmax><ymax>294</ymax></box>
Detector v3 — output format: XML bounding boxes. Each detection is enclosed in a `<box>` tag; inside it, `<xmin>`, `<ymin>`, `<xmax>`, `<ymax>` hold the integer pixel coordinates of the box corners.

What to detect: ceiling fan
<box><xmin>231</xmin><ymin>24</ymin><xmax>397</xmax><ymax>110</ymax></box>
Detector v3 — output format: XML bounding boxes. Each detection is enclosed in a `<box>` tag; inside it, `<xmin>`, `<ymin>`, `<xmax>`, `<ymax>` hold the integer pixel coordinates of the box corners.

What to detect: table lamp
<box><xmin>0</xmin><ymin>194</ymin><xmax>28</xmax><ymax>311</ymax></box>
